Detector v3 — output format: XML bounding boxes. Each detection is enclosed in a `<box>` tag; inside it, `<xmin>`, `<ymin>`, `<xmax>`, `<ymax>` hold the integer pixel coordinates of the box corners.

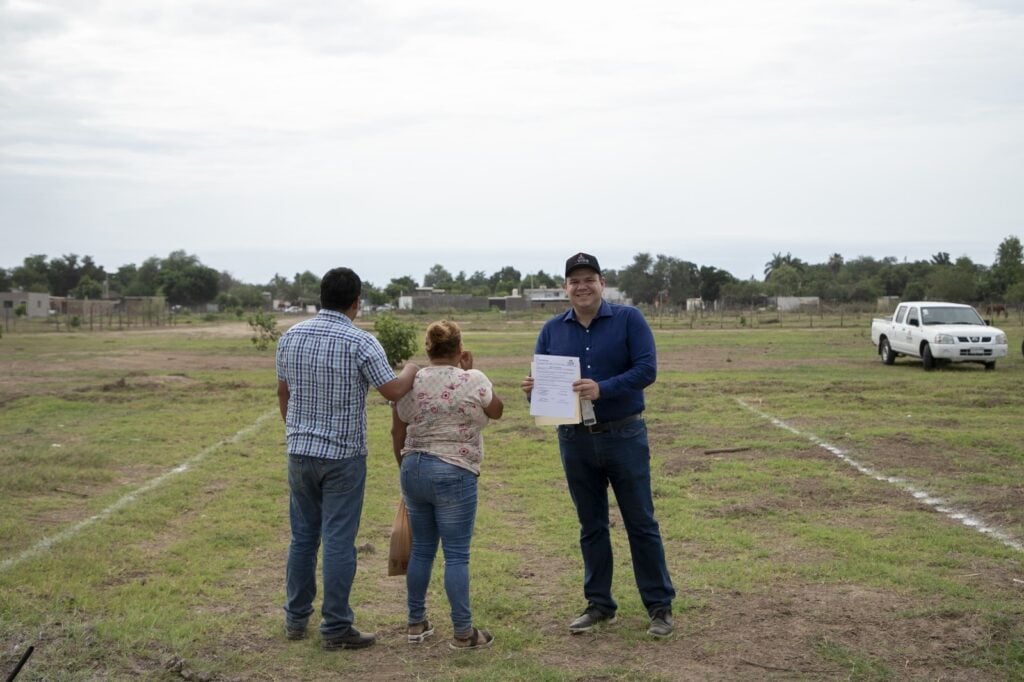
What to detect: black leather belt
<box><xmin>584</xmin><ymin>413</ymin><xmax>643</xmax><ymax>433</ymax></box>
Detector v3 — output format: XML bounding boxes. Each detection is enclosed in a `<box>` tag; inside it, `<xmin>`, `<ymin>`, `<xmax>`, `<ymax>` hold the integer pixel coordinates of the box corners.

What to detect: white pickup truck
<box><xmin>871</xmin><ymin>301</ymin><xmax>1009</xmax><ymax>371</ymax></box>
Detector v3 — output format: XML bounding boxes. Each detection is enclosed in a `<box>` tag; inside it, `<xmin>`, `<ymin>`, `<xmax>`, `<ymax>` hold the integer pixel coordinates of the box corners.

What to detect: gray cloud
<box><xmin>2</xmin><ymin>0</ymin><xmax>1022</xmax><ymax>284</ymax></box>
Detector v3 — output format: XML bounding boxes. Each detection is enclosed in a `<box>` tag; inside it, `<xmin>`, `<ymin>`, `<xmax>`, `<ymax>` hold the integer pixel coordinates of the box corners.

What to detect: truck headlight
<box><xmin>933</xmin><ymin>334</ymin><xmax>956</xmax><ymax>344</ymax></box>
<box><xmin>995</xmin><ymin>333</ymin><xmax>1007</xmax><ymax>344</ymax></box>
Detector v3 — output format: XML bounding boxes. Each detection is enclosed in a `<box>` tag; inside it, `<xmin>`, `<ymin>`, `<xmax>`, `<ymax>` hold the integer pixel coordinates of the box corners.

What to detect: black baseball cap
<box><xmin>565</xmin><ymin>252</ymin><xmax>601</xmax><ymax>278</ymax></box>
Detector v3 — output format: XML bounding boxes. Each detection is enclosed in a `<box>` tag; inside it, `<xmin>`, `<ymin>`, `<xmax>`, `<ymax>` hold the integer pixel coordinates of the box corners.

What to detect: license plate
<box><xmin>966</xmin><ymin>348</ymin><xmax>986</xmax><ymax>356</ymax></box>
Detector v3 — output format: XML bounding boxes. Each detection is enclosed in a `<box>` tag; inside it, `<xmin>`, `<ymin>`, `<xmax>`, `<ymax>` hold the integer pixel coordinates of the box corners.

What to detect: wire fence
<box><xmin>3</xmin><ymin>301</ymin><xmax>1023</xmax><ymax>335</ymax></box>
<box><xmin>1</xmin><ymin>303</ymin><xmax>173</xmax><ymax>334</ymax></box>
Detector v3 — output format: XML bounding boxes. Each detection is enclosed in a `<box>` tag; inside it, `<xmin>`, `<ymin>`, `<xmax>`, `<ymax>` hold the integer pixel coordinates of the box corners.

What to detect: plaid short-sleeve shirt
<box><xmin>276</xmin><ymin>310</ymin><xmax>396</xmax><ymax>460</ymax></box>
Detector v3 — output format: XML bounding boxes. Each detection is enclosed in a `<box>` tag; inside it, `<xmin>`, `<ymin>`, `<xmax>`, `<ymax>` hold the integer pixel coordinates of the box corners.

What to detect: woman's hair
<box><xmin>425</xmin><ymin>320</ymin><xmax>461</xmax><ymax>359</ymax></box>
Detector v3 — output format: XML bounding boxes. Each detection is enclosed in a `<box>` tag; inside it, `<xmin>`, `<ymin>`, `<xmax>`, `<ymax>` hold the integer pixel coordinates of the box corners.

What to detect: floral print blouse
<box><xmin>396</xmin><ymin>365</ymin><xmax>494</xmax><ymax>475</ymax></box>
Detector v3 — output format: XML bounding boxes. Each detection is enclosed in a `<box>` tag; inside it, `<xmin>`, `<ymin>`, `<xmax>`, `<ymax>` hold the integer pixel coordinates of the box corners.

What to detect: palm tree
<box><xmin>764</xmin><ymin>252</ymin><xmax>787</xmax><ymax>279</ymax></box>
<box><xmin>827</xmin><ymin>253</ymin><xmax>844</xmax><ymax>277</ymax></box>
<box><xmin>764</xmin><ymin>252</ymin><xmax>805</xmax><ymax>279</ymax></box>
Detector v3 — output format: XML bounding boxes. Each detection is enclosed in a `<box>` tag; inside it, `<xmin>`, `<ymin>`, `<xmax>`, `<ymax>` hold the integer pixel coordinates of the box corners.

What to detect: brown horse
<box><xmin>985</xmin><ymin>303</ymin><xmax>1008</xmax><ymax>319</ymax></box>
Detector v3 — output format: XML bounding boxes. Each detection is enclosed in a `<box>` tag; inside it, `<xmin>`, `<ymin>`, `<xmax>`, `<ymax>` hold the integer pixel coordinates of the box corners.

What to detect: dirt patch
<box><xmin>680</xmin><ymin>585</ymin><xmax>988</xmax><ymax>678</ymax></box>
<box><xmin>483</xmin><ymin>488</ymin><xmax>580</xmax><ymax>630</ymax></box>
<box><xmin>120</xmin><ymin>374</ymin><xmax>196</xmax><ymax>388</ymax></box>
<box><xmin>88</xmin><ymin>321</ymin><xmax>259</xmax><ymax>339</ymax></box>
<box><xmin>0</xmin><ymin>349</ymin><xmax>272</xmax><ymax>406</ymax></box>
<box><xmin>968</xmin><ymin>487</ymin><xmax>1024</xmax><ymax>520</ymax></box>
<box><xmin>453</xmin><ymin>582</ymin><xmax>996</xmax><ymax>681</ymax></box>
<box><xmin>663</xmin><ymin>456</ymin><xmax>711</xmax><ymax>476</ymax></box>
<box><xmin>657</xmin><ymin>346</ymin><xmax>856</xmax><ymax>373</ymax></box>
<box><xmin>10</xmin><ymin>350</ymin><xmax>274</xmax><ymax>377</ymax></box>
<box><xmin>822</xmin><ymin>437</ymin><xmax>1024</xmax><ymax>535</ymax></box>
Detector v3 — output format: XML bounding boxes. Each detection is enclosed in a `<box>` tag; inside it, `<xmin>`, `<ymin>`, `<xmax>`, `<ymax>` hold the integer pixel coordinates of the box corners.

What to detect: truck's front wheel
<box><xmin>879</xmin><ymin>339</ymin><xmax>895</xmax><ymax>365</ymax></box>
<box><xmin>922</xmin><ymin>344</ymin><xmax>936</xmax><ymax>371</ymax></box>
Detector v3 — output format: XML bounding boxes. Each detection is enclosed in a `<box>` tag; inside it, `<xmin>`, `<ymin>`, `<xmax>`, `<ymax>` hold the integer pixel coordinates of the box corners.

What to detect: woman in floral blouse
<box><xmin>391</xmin><ymin>320</ymin><xmax>504</xmax><ymax>649</ymax></box>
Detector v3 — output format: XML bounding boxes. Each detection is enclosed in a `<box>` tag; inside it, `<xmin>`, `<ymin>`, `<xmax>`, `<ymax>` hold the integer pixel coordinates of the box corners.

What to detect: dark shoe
<box><xmin>323</xmin><ymin>628</ymin><xmax>376</xmax><ymax>650</ymax></box>
<box><xmin>450</xmin><ymin>627</ymin><xmax>494</xmax><ymax>650</ymax></box>
<box><xmin>647</xmin><ymin>608</ymin><xmax>673</xmax><ymax>637</ymax></box>
<box><xmin>285</xmin><ymin>623</ymin><xmax>307</xmax><ymax>640</ymax></box>
<box><xmin>407</xmin><ymin>619</ymin><xmax>435</xmax><ymax>644</ymax></box>
<box><xmin>568</xmin><ymin>606</ymin><xmax>616</xmax><ymax>634</ymax></box>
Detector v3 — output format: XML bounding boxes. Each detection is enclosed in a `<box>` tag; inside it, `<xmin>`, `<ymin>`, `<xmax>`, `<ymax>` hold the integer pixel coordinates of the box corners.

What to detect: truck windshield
<box><xmin>920</xmin><ymin>307</ymin><xmax>985</xmax><ymax>325</ymax></box>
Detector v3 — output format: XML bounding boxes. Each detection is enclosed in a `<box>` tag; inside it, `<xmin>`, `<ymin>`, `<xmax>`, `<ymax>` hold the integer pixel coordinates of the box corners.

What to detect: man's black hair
<box><xmin>320</xmin><ymin>267</ymin><xmax>362</xmax><ymax>312</ymax></box>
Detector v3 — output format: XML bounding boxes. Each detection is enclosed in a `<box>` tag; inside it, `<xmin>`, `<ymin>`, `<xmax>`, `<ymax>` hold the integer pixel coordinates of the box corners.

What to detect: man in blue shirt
<box><xmin>276</xmin><ymin>267</ymin><xmax>418</xmax><ymax>650</ymax></box>
<box><xmin>522</xmin><ymin>252</ymin><xmax>675</xmax><ymax>637</ymax></box>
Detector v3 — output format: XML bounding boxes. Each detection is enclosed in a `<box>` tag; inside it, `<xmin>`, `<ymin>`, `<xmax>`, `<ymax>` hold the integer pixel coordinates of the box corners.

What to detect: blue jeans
<box><xmin>284</xmin><ymin>454</ymin><xmax>366</xmax><ymax>637</ymax></box>
<box><xmin>557</xmin><ymin>419</ymin><xmax>675</xmax><ymax>615</ymax></box>
<box><xmin>400</xmin><ymin>452</ymin><xmax>478</xmax><ymax>637</ymax></box>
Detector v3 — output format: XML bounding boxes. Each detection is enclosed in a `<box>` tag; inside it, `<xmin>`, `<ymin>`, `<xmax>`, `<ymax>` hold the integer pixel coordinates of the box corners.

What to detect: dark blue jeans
<box><xmin>557</xmin><ymin>419</ymin><xmax>675</xmax><ymax>616</ymax></box>
<box><xmin>401</xmin><ymin>452</ymin><xmax>478</xmax><ymax>637</ymax></box>
<box><xmin>284</xmin><ymin>454</ymin><xmax>366</xmax><ymax>637</ymax></box>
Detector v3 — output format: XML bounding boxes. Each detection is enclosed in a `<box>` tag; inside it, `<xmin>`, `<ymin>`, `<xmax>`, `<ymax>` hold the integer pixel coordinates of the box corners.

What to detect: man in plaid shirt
<box><xmin>276</xmin><ymin>267</ymin><xmax>418</xmax><ymax>650</ymax></box>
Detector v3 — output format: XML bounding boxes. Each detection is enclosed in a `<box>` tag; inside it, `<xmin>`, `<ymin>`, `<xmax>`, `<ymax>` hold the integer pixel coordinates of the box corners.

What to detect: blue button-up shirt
<box><xmin>534</xmin><ymin>300</ymin><xmax>656</xmax><ymax>423</ymax></box>
<box><xmin>276</xmin><ymin>310</ymin><xmax>396</xmax><ymax>459</ymax></box>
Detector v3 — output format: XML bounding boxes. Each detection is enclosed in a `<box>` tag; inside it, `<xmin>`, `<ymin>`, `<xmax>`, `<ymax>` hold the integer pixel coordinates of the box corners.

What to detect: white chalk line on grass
<box><xmin>735</xmin><ymin>399</ymin><xmax>1023</xmax><ymax>553</ymax></box>
<box><xmin>0</xmin><ymin>409</ymin><xmax>278</xmax><ymax>574</ymax></box>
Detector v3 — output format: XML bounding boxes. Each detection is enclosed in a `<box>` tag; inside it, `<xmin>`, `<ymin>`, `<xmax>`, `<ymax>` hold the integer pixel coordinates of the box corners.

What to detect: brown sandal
<box><xmin>449</xmin><ymin>627</ymin><xmax>494</xmax><ymax>650</ymax></box>
<box><xmin>407</xmin><ymin>619</ymin><xmax>434</xmax><ymax>643</ymax></box>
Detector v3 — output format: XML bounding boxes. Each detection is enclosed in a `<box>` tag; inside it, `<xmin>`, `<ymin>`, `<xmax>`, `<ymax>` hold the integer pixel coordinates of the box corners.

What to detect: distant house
<box><xmin>522</xmin><ymin>286</ymin><xmax>630</xmax><ymax>309</ymax></box>
<box><xmin>521</xmin><ymin>287</ymin><xmax>568</xmax><ymax>311</ymax></box>
<box><xmin>50</xmin><ymin>297</ymin><xmax>116</xmax><ymax>318</ymax></box>
<box><xmin>773</xmin><ymin>296</ymin><xmax>820</xmax><ymax>312</ymax></box>
<box><xmin>523</xmin><ymin>287</ymin><xmax>566</xmax><ymax>302</ymax></box>
<box><xmin>392</xmin><ymin>284</ymin><xmax>632</xmax><ymax>313</ymax></box>
<box><xmin>488</xmin><ymin>295</ymin><xmax>528</xmax><ymax>312</ymax></box>
<box><xmin>0</xmin><ymin>291</ymin><xmax>50</xmax><ymax>318</ymax></box>
<box><xmin>877</xmin><ymin>296</ymin><xmax>900</xmax><ymax>312</ymax></box>
<box><xmin>603</xmin><ymin>287</ymin><xmax>630</xmax><ymax>305</ymax></box>
<box><xmin>273</xmin><ymin>299</ymin><xmax>317</xmax><ymax>314</ymax></box>
<box><xmin>399</xmin><ymin>290</ymin><xmax>488</xmax><ymax>312</ymax></box>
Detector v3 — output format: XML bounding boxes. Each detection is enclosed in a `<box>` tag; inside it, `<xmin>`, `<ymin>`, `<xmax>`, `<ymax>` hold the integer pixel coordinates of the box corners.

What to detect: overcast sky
<box><xmin>2</xmin><ymin>0</ymin><xmax>1023</xmax><ymax>287</ymax></box>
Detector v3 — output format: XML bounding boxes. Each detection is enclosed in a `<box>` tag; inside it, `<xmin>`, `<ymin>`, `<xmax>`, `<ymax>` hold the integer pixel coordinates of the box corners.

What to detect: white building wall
<box><xmin>775</xmin><ymin>296</ymin><xmax>820</xmax><ymax>312</ymax></box>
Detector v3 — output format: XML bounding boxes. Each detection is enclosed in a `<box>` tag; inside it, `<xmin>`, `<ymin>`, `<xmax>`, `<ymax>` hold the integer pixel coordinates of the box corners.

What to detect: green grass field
<box><xmin>2</xmin><ymin>317</ymin><xmax>1023</xmax><ymax>680</ymax></box>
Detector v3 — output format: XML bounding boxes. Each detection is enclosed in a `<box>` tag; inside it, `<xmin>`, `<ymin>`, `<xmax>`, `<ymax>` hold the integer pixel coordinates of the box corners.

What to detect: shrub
<box><xmin>248</xmin><ymin>311</ymin><xmax>280</xmax><ymax>351</ymax></box>
<box><xmin>374</xmin><ymin>314</ymin><xmax>418</xmax><ymax>368</ymax></box>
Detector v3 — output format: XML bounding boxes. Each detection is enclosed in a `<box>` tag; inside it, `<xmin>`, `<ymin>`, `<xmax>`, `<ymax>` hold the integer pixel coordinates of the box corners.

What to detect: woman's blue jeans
<box><xmin>557</xmin><ymin>419</ymin><xmax>675</xmax><ymax>616</ymax></box>
<box><xmin>284</xmin><ymin>454</ymin><xmax>366</xmax><ymax>638</ymax></box>
<box><xmin>400</xmin><ymin>452</ymin><xmax>478</xmax><ymax>637</ymax></box>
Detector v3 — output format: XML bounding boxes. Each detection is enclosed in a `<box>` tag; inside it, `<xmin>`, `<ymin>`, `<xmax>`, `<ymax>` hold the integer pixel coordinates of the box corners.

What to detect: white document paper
<box><xmin>530</xmin><ymin>354</ymin><xmax>581</xmax><ymax>424</ymax></box>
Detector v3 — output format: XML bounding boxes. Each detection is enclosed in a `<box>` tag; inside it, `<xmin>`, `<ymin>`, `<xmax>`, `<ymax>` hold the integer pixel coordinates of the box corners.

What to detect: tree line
<box><xmin>620</xmin><ymin>237</ymin><xmax>1024</xmax><ymax>308</ymax></box>
<box><xmin>3</xmin><ymin>236</ymin><xmax>1022</xmax><ymax>311</ymax></box>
